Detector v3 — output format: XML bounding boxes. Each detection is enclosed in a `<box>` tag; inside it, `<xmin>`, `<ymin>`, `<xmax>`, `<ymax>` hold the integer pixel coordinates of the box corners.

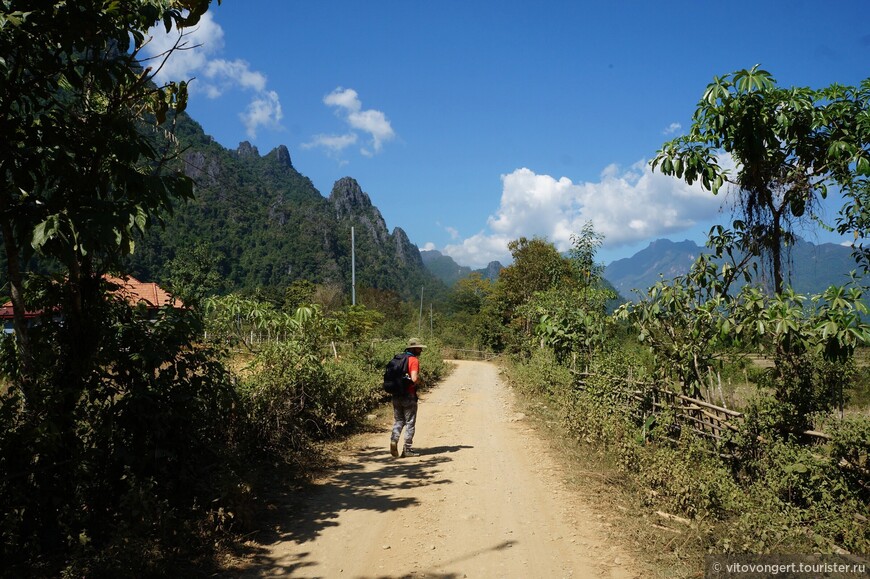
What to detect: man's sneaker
<box><xmin>390</xmin><ymin>440</ymin><xmax>399</xmax><ymax>458</ymax></box>
<box><xmin>402</xmin><ymin>447</ymin><xmax>420</xmax><ymax>457</ymax></box>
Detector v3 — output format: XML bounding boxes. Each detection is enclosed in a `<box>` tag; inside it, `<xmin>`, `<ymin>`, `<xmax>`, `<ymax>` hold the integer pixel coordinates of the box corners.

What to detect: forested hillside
<box><xmin>125</xmin><ymin>114</ymin><xmax>446</xmax><ymax>303</ymax></box>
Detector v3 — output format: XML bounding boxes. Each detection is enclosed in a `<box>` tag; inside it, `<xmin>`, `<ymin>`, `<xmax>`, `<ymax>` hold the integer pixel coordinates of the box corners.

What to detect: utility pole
<box><xmin>418</xmin><ymin>285</ymin><xmax>424</xmax><ymax>334</ymax></box>
<box><xmin>351</xmin><ymin>226</ymin><xmax>356</xmax><ymax>306</ymax></box>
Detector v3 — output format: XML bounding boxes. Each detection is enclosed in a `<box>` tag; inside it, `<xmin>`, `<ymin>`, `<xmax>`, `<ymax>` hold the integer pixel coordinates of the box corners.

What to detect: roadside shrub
<box><xmin>0</xmin><ymin>302</ymin><xmax>243</xmax><ymax>577</ymax></box>
<box><xmin>829</xmin><ymin>417</ymin><xmax>870</xmax><ymax>493</ymax></box>
<box><xmin>319</xmin><ymin>357</ymin><xmax>382</xmax><ymax>432</ymax></box>
<box><xmin>506</xmin><ymin>347</ymin><xmax>572</xmax><ymax>397</ymax></box>
<box><xmin>847</xmin><ymin>366</ymin><xmax>870</xmax><ymax>408</ymax></box>
<box><xmin>724</xmin><ymin>438</ymin><xmax>870</xmax><ymax>554</ymax></box>
<box><xmin>562</xmin><ymin>386</ymin><xmax>640</xmax><ymax>471</ymax></box>
<box><xmin>638</xmin><ymin>438</ymin><xmax>745</xmax><ymax>520</ymax></box>
<box><xmin>718</xmin><ymin>501</ymin><xmax>811</xmax><ymax>554</ymax></box>
<box><xmin>240</xmin><ymin>340</ymin><xmax>330</xmax><ymax>453</ymax></box>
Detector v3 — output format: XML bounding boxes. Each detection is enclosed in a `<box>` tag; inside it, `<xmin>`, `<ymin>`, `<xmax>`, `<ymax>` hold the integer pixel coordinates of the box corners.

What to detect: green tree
<box><xmin>493</xmin><ymin>237</ymin><xmax>577</xmax><ymax>352</ymax></box>
<box><xmin>727</xmin><ymin>281</ymin><xmax>870</xmax><ymax>429</ymax></box>
<box><xmin>284</xmin><ymin>279</ymin><xmax>317</xmax><ymax>311</ymax></box>
<box><xmin>1</xmin><ymin>0</ymin><xmax>217</xmax><ymax>381</ymax></box>
<box><xmin>356</xmin><ymin>285</ymin><xmax>412</xmax><ymax>337</ymax></box>
<box><xmin>167</xmin><ymin>241</ymin><xmax>224</xmax><ymax>306</ymax></box>
<box><xmin>652</xmin><ymin>66</ymin><xmax>870</xmax><ymax>291</ymax></box>
<box><xmin>534</xmin><ymin>224</ymin><xmax>615</xmax><ymax>365</ymax></box>
<box><xmin>617</xmin><ymin>226</ymin><xmax>754</xmax><ymax>397</ymax></box>
<box><xmin>0</xmin><ymin>2</ymin><xmax>240</xmax><ymax>573</ymax></box>
<box><xmin>451</xmin><ymin>272</ymin><xmax>493</xmax><ymax>315</ymax></box>
<box><xmin>442</xmin><ymin>273</ymin><xmax>495</xmax><ymax>350</ymax></box>
<box><xmin>497</xmin><ymin>237</ymin><xmax>575</xmax><ymax>314</ymax></box>
<box><xmin>568</xmin><ymin>221</ymin><xmax>610</xmax><ymax>310</ymax></box>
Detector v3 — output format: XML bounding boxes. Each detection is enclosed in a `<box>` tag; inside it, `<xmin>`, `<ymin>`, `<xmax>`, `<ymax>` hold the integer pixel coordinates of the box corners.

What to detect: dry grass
<box><xmin>226</xmin><ymin>351</ymin><xmax>256</xmax><ymax>380</ymax></box>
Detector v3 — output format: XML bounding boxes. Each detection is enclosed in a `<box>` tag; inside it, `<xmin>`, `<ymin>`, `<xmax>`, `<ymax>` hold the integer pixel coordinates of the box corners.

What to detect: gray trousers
<box><xmin>391</xmin><ymin>395</ymin><xmax>418</xmax><ymax>448</ymax></box>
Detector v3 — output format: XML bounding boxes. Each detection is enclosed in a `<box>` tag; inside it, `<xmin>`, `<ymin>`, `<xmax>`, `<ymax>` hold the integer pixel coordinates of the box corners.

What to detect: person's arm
<box><xmin>408</xmin><ymin>355</ymin><xmax>419</xmax><ymax>383</ymax></box>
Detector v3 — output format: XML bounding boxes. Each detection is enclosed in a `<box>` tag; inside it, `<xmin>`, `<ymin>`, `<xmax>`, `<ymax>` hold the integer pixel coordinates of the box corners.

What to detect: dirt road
<box><xmin>233</xmin><ymin>360</ymin><xmax>640</xmax><ymax>578</ymax></box>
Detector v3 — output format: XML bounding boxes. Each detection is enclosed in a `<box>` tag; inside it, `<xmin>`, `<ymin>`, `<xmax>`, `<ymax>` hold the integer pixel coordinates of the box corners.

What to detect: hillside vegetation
<box><xmin>126</xmin><ymin>115</ymin><xmax>448</xmax><ymax>304</ymax></box>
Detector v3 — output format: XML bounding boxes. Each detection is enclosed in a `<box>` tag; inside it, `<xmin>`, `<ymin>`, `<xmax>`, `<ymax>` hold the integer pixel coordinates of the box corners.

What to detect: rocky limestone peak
<box><xmin>328</xmin><ymin>177</ymin><xmax>390</xmax><ymax>246</ymax></box>
<box><xmin>273</xmin><ymin>144</ymin><xmax>293</xmax><ymax>168</ymax></box>
<box><xmin>182</xmin><ymin>150</ymin><xmax>222</xmax><ymax>186</ymax></box>
<box><xmin>392</xmin><ymin>227</ymin><xmax>423</xmax><ymax>267</ymax></box>
<box><xmin>328</xmin><ymin>177</ymin><xmax>373</xmax><ymax>217</ymax></box>
<box><xmin>481</xmin><ymin>261</ymin><xmax>504</xmax><ymax>280</ymax></box>
<box><xmin>236</xmin><ymin>141</ymin><xmax>260</xmax><ymax>158</ymax></box>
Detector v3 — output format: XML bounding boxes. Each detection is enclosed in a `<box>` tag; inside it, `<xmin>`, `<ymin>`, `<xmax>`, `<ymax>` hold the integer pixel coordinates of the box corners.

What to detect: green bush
<box><xmin>505</xmin><ymin>347</ymin><xmax>573</xmax><ymax>397</ymax></box>
<box><xmin>320</xmin><ymin>357</ymin><xmax>382</xmax><ymax>431</ymax></box>
<box><xmin>505</xmin><ymin>340</ymin><xmax>870</xmax><ymax>557</ymax></box>
<box><xmin>830</xmin><ymin>417</ymin><xmax>870</xmax><ymax>480</ymax></box>
<box><xmin>0</xmin><ymin>303</ymin><xmax>243</xmax><ymax>577</ymax></box>
<box><xmin>638</xmin><ymin>438</ymin><xmax>745</xmax><ymax>520</ymax></box>
<box><xmin>722</xmin><ymin>438</ymin><xmax>870</xmax><ymax>554</ymax></box>
<box><xmin>239</xmin><ymin>338</ymin><xmax>386</xmax><ymax>451</ymax></box>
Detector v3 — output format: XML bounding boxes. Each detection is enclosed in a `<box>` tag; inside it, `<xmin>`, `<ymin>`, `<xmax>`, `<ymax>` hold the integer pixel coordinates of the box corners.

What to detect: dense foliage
<box><xmin>0</xmin><ymin>1</ymin><xmax>240</xmax><ymax>575</ymax></box>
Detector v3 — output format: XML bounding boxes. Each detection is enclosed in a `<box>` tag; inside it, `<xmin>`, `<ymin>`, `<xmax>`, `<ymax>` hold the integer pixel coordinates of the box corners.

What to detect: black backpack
<box><xmin>383</xmin><ymin>353</ymin><xmax>411</xmax><ymax>395</ymax></box>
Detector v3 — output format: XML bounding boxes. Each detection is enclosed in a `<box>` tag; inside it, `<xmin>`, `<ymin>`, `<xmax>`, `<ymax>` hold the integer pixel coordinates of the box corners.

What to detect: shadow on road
<box><xmin>224</xmin><ymin>442</ymin><xmax>474</xmax><ymax>577</ymax></box>
<box><xmin>420</xmin><ymin>445</ymin><xmax>474</xmax><ymax>455</ymax></box>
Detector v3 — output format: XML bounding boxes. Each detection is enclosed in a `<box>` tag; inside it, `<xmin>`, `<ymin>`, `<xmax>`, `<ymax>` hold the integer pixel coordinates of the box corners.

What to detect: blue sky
<box><xmin>143</xmin><ymin>1</ymin><xmax>870</xmax><ymax>268</ymax></box>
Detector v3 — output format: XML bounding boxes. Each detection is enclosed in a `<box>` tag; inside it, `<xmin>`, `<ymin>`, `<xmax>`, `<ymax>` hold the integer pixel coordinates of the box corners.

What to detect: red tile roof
<box><xmin>0</xmin><ymin>304</ymin><xmax>40</xmax><ymax>320</ymax></box>
<box><xmin>104</xmin><ymin>275</ymin><xmax>178</xmax><ymax>308</ymax></box>
<box><xmin>1</xmin><ymin>275</ymin><xmax>180</xmax><ymax>319</ymax></box>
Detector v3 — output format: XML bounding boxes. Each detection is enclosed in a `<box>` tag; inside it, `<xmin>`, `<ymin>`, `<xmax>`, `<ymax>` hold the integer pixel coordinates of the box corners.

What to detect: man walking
<box><xmin>390</xmin><ymin>338</ymin><xmax>425</xmax><ymax>458</ymax></box>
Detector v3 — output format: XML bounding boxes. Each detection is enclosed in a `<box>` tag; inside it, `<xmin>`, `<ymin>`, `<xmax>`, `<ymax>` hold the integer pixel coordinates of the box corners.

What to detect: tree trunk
<box><xmin>771</xmin><ymin>211</ymin><xmax>784</xmax><ymax>294</ymax></box>
<box><xmin>0</xmin><ymin>211</ymin><xmax>32</xmax><ymax>387</ymax></box>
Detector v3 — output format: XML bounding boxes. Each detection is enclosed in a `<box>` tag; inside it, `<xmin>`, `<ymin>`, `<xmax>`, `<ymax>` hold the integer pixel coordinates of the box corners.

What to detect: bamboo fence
<box><xmin>572</xmin><ymin>371</ymin><xmax>832</xmax><ymax>456</ymax></box>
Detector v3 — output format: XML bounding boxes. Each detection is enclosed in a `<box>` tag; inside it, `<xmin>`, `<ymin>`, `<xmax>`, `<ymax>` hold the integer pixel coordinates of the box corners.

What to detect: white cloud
<box><xmin>203</xmin><ymin>59</ymin><xmax>268</xmax><ymax>95</ymax></box>
<box><xmin>141</xmin><ymin>13</ymin><xmax>282</xmax><ymax>140</ymax></box>
<box><xmin>240</xmin><ymin>91</ymin><xmax>283</xmax><ymax>139</ymax></box>
<box><xmin>324</xmin><ymin>87</ymin><xmax>362</xmax><ymax>112</ymax></box>
<box><xmin>348</xmin><ymin>109</ymin><xmax>394</xmax><ymax>154</ymax></box>
<box><xmin>443</xmin><ymin>160</ymin><xmax>726</xmax><ymax>268</ymax></box>
<box><xmin>301</xmin><ymin>133</ymin><xmax>358</xmax><ymax>154</ymax></box>
<box><xmin>421</xmin><ymin>242</ymin><xmax>436</xmax><ymax>251</ymax></box>
<box><xmin>311</xmin><ymin>87</ymin><xmax>396</xmax><ymax>158</ymax></box>
<box><xmin>141</xmin><ymin>12</ymin><xmax>224</xmax><ymax>84</ymax></box>
<box><xmin>663</xmin><ymin>122</ymin><xmax>682</xmax><ymax>135</ymax></box>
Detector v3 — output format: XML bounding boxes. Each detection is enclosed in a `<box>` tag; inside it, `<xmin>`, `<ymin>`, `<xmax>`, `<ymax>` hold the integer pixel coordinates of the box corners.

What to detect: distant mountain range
<box><xmin>419</xmin><ymin>250</ymin><xmax>502</xmax><ymax>286</ymax></box>
<box><xmin>605</xmin><ymin>237</ymin><xmax>859</xmax><ymax>300</ymax></box>
<box><xmin>420</xmin><ymin>238</ymin><xmax>860</xmax><ymax>302</ymax></box>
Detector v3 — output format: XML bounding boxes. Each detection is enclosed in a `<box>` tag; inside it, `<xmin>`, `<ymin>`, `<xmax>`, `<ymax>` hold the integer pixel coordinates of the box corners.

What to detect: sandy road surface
<box><xmin>233</xmin><ymin>360</ymin><xmax>640</xmax><ymax>578</ymax></box>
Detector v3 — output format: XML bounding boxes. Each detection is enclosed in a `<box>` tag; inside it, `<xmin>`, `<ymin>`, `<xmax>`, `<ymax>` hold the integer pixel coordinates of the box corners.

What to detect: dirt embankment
<box><xmin>228</xmin><ymin>360</ymin><xmax>644</xmax><ymax>578</ymax></box>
